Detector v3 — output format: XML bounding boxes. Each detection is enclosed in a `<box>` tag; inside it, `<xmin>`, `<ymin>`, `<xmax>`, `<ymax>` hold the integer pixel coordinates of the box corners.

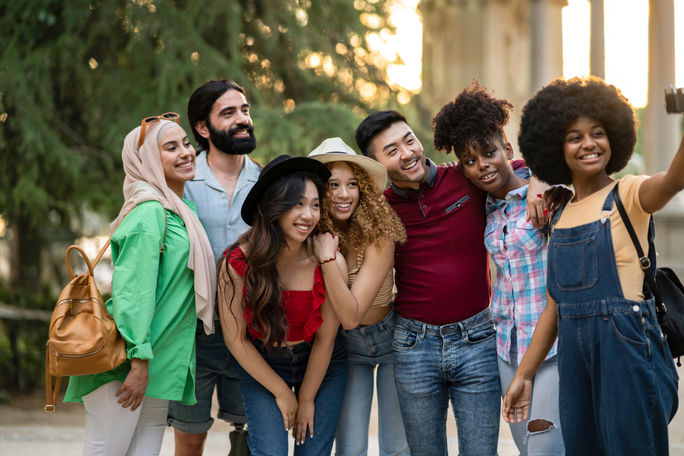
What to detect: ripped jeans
<box><xmin>497</xmin><ymin>339</ymin><xmax>564</xmax><ymax>456</ymax></box>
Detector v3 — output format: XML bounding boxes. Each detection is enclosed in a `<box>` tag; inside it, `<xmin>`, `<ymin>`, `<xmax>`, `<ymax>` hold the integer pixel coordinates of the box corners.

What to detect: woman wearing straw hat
<box><xmin>64</xmin><ymin>113</ymin><xmax>216</xmax><ymax>455</ymax></box>
<box><xmin>309</xmin><ymin>138</ymin><xmax>408</xmax><ymax>456</ymax></box>
<box><xmin>218</xmin><ymin>154</ymin><xmax>348</xmax><ymax>456</ymax></box>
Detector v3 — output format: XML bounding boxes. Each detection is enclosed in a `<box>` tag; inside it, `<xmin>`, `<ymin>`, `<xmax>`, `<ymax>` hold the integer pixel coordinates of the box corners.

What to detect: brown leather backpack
<box><xmin>45</xmin><ymin>206</ymin><xmax>166</xmax><ymax>412</ymax></box>
<box><xmin>44</xmin><ymin>244</ymin><xmax>127</xmax><ymax>412</ymax></box>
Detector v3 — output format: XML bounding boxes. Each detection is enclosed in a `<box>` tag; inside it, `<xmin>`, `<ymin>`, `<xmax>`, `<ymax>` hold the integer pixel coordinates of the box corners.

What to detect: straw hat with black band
<box><xmin>241</xmin><ymin>154</ymin><xmax>332</xmax><ymax>226</ymax></box>
<box><xmin>307</xmin><ymin>137</ymin><xmax>387</xmax><ymax>192</ymax></box>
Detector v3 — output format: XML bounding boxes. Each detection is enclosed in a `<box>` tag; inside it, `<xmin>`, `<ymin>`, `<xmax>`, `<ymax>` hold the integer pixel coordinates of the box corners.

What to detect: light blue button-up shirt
<box><xmin>184</xmin><ymin>152</ymin><xmax>261</xmax><ymax>264</ymax></box>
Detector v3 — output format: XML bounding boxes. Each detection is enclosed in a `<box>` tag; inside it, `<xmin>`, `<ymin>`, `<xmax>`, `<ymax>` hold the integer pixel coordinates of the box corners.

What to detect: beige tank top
<box><xmin>347</xmin><ymin>250</ymin><xmax>394</xmax><ymax>307</ymax></box>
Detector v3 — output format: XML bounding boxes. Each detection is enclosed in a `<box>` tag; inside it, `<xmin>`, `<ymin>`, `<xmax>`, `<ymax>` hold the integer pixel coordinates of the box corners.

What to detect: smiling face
<box><xmin>459</xmin><ymin>137</ymin><xmax>520</xmax><ymax>199</ymax></box>
<box><xmin>368</xmin><ymin>121</ymin><xmax>427</xmax><ymax>190</ymax></box>
<box><xmin>199</xmin><ymin>89</ymin><xmax>256</xmax><ymax>155</ymax></box>
<box><xmin>278</xmin><ymin>179</ymin><xmax>321</xmax><ymax>245</ymax></box>
<box><xmin>159</xmin><ymin>124</ymin><xmax>196</xmax><ymax>197</ymax></box>
<box><xmin>563</xmin><ymin>116</ymin><xmax>612</xmax><ymax>183</ymax></box>
<box><xmin>327</xmin><ymin>161</ymin><xmax>360</xmax><ymax>223</ymax></box>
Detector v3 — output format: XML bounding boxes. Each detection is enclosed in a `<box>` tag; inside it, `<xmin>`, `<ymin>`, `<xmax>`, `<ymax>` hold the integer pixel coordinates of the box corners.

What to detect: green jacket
<box><xmin>64</xmin><ymin>201</ymin><xmax>197</xmax><ymax>405</ymax></box>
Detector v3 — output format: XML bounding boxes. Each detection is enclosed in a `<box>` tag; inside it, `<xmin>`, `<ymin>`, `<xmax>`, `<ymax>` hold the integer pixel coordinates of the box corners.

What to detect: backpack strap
<box><xmin>91</xmin><ymin>204</ymin><xmax>168</xmax><ymax>267</ymax></box>
<box><xmin>611</xmin><ymin>183</ymin><xmax>664</xmax><ymax>312</ymax></box>
<box><xmin>44</xmin><ymin>344</ymin><xmax>61</xmax><ymax>412</ymax></box>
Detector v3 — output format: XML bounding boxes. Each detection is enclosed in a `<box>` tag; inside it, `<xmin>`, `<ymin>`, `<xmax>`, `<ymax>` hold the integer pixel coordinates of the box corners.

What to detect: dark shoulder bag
<box><xmin>612</xmin><ymin>183</ymin><xmax>684</xmax><ymax>365</ymax></box>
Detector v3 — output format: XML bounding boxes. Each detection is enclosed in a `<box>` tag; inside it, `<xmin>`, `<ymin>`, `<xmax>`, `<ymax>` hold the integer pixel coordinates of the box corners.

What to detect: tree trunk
<box><xmin>8</xmin><ymin>211</ymin><xmax>43</xmax><ymax>295</ymax></box>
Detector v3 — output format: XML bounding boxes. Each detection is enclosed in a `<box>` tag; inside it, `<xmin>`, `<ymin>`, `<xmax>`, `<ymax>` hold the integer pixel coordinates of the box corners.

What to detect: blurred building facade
<box><xmin>419</xmin><ymin>0</ymin><xmax>684</xmax><ymax>273</ymax></box>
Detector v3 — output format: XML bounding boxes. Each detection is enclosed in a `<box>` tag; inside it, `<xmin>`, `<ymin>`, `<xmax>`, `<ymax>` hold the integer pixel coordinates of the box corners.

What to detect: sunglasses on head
<box><xmin>138</xmin><ymin>112</ymin><xmax>180</xmax><ymax>148</ymax></box>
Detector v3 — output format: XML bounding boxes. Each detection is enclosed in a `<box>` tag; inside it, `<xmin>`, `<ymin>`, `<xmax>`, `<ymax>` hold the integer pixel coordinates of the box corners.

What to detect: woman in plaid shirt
<box><xmin>433</xmin><ymin>81</ymin><xmax>565</xmax><ymax>455</ymax></box>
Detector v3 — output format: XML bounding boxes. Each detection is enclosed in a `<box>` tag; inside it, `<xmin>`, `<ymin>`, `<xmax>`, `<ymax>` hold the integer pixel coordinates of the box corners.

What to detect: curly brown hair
<box><xmin>318</xmin><ymin>162</ymin><xmax>406</xmax><ymax>257</ymax></box>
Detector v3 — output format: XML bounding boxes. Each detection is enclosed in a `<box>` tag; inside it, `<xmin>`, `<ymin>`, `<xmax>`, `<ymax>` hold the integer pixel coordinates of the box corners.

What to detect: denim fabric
<box><xmin>497</xmin><ymin>334</ymin><xmax>564</xmax><ymax>455</ymax></box>
<box><xmin>393</xmin><ymin>309</ymin><xmax>500</xmax><ymax>456</ymax></box>
<box><xmin>237</xmin><ymin>336</ymin><xmax>347</xmax><ymax>456</ymax></box>
<box><xmin>335</xmin><ymin>310</ymin><xmax>409</xmax><ymax>456</ymax></box>
<box><xmin>548</xmin><ymin>188</ymin><xmax>679</xmax><ymax>456</ymax></box>
<box><xmin>168</xmin><ymin>321</ymin><xmax>246</xmax><ymax>433</ymax></box>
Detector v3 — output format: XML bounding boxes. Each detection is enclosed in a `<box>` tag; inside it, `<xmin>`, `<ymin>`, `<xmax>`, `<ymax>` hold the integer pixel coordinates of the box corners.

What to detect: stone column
<box><xmin>529</xmin><ymin>0</ymin><xmax>566</xmax><ymax>94</ymax></box>
<box><xmin>420</xmin><ymin>0</ymin><xmax>485</xmax><ymax>113</ymax></box>
<box><xmin>644</xmin><ymin>0</ymin><xmax>679</xmax><ymax>175</ymax></box>
<box><xmin>589</xmin><ymin>0</ymin><xmax>605</xmax><ymax>78</ymax></box>
<box><xmin>645</xmin><ymin>0</ymin><xmax>684</xmax><ymax>274</ymax></box>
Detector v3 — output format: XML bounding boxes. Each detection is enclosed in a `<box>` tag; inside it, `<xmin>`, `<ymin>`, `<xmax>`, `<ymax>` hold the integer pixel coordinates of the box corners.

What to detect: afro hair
<box><xmin>433</xmin><ymin>80</ymin><xmax>513</xmax><ymax>158</ymax></box>
<box><xmin>518</xmin><ymin>76</ymin><xmax>637</xmax><ymax>185</ymax></box>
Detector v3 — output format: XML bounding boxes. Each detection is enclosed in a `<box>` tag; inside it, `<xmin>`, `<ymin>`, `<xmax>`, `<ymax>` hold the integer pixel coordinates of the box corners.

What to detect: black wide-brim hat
<box><xmin>241</xmin><ymin>154</ymin><xmax>332</xmax><ymax>226</ymax></box>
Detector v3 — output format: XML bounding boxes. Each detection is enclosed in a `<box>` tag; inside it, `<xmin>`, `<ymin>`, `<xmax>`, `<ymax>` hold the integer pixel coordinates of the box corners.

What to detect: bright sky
<box><xmin>386</xmin><ymin>0</ymin><xmax>684</xmax><ymax>108</ymax></box>
<box><xmin>384</xmin><ymin>0</ymin><xmax>422</xmax><ymax>93</ymax></box>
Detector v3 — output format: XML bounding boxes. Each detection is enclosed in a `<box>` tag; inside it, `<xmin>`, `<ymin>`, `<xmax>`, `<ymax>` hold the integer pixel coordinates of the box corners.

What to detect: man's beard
<box><xmin>207</xmin><ymin>120</ymin><xmax>256</xmax><ymax>155</ymax></box>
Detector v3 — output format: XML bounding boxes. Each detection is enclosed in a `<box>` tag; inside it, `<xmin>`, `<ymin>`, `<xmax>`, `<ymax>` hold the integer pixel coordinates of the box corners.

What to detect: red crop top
<box><xmin>227</xmin><ymin>247</ymin><xmax>325</xmax><ymax>342</ymax></box>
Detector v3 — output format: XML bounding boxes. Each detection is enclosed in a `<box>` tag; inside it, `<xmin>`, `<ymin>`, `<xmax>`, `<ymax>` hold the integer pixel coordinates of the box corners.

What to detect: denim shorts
<box><xmin>168</xmin><ymin>320</ymin><xmax>246</xmax><ymax>433</ymax></box>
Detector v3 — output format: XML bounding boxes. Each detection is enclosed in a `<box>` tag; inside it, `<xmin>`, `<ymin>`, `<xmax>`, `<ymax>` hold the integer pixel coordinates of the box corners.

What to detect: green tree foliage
<box><xmin>0</xmin><ymin>0</ymin><xmax>413</xmax><ymax>394</ymax></box>
<box><xmin>0</xmin><ymin>0</ymin><xmax>401</xmax><ymax>295</ymax></box>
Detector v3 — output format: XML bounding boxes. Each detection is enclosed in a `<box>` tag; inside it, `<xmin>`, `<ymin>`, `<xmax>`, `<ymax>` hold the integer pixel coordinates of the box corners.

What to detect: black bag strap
<box><xmin>611</xmin><ymin>183</ymin><xmax>665</xmax><ymax>312</ymax></box>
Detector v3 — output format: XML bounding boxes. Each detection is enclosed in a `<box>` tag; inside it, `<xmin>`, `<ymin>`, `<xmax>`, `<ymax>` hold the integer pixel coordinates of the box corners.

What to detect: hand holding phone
<box><xmin>665</xmin><ymin>85</ymin><xmax>684</xmax><ymax>113</ymax></box>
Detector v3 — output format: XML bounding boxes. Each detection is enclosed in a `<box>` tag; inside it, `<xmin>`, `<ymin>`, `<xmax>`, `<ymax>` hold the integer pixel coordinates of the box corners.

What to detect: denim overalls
<box><xmin>548</xmin><ymin>185</ymin><xmax>679</xmax><ymax>455</ymax></box>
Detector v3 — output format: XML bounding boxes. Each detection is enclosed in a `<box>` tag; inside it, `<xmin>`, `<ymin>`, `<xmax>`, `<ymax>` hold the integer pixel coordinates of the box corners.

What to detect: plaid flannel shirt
<box><xmin>485</xmin><ymin>182</ymin><xmax>557</xmax><ymax>364</ymax></box>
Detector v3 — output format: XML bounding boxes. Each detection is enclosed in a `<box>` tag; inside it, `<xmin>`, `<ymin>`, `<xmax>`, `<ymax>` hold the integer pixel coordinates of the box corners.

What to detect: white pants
<box><xmin>82</xmin><ymin>381</ymin><xmax>169</xmax><ymax>456</ymax></box>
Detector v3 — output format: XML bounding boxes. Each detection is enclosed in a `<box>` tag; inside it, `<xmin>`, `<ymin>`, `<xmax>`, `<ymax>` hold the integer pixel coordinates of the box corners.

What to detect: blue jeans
<box><xmin>393</xmin><ymin>309</ymin><xmax>501</xmax><ymax>456</ymax></box>
<box><xmin>168</xmin><ymin>319</ymin><xmax>246</xmax><ymax>433</ymax></box>
<box><xmin>237</xmin><ymin>336</ymin><xmax>347</xmax><ymax>456</ymax></box>
<box><xmin>497</xmin><ymin>335</ymin><xmax>564</xmax><ymax>455</ymax></box>
<box><xmin>336</xmin><ymin>310</ymin><xmax>409</xmax><ymax>456</ymax></box>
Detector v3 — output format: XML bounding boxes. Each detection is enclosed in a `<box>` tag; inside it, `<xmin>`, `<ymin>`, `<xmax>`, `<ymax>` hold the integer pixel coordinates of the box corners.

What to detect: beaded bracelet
<box><xmin>319</xmin><ymin>255</ymin><xmax>336</xmax><ymax>265</ymax></box>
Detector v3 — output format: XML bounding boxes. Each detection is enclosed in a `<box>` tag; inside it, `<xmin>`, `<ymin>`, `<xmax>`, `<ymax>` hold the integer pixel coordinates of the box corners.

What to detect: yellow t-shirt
<box><xmin>554</xmin><ymin>175</ymin><xmax>650</xmax><ymax>301</ymax></box>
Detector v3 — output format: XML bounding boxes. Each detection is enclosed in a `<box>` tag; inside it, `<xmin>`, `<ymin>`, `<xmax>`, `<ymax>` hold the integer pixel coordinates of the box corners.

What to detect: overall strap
<box><xmin>548</xmin><ymin>199</ymin><xmax>568</xmax><ymax>231</ymax></box>
<box><xmin>611</xmin><ymin>183</ymin><xmax>664</xmax><ymax>310</ymax></box>
<box><xmin>602</xmin><ymin>183</ymin><xmax>617</xmax><ymax>211</ymax></box>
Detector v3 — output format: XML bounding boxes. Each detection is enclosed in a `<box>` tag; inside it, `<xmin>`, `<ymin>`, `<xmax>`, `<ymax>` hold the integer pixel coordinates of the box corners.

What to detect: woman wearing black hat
<box><xmin>217</xmin><ymin>155</ymin><xmax>348</xmax><ymax>456</ymax></box>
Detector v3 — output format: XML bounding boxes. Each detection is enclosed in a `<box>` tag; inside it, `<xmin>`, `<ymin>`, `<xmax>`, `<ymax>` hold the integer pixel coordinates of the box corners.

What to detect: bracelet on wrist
<box><xmin>319</xmin><ymin>255</ymin><xmax>336</xmax><ymax>265</ymax></box>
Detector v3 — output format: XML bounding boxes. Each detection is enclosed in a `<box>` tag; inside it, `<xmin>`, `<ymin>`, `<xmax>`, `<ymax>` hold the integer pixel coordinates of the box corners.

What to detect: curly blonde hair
<box><xmin>318</xmin><ymin>161</ymin><xmax>406</xmax><ymax>257</ymax></box>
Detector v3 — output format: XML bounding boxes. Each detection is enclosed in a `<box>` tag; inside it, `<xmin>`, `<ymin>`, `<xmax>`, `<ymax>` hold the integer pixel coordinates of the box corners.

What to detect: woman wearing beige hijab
<box><xmin>64</xmin><ymin>114</ymin><xmax>216</xmax><ymax>456</ymax></box>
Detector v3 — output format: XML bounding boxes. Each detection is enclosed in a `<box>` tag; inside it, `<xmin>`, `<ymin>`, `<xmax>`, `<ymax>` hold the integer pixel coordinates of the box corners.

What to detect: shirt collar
<box><xmin>192</xmin><ymin>153</ymin><xmax>259</xmax><ymax>191</ymax></box>
<box><xmin>485</xmin><ymin>180</ymin><xmax>529</xmax><ymax>211</ymax></box>
<box><xmin>391</xmin><ymin>158</ymin><xmax>438</xmax><ymax>199</ymax></box>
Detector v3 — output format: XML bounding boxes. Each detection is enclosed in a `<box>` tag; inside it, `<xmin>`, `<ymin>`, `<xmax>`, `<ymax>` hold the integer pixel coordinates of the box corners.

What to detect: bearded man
<box><xmin>168</xmin><ymin>80</ymin><xmax>260</xmax><ymax>456</ymax></box>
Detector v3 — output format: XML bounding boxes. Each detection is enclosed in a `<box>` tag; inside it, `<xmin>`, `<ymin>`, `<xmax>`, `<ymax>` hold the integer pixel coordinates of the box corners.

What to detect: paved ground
<box><xmin>2</xmin><ymin>363</ymin><xmax>683</xmax><ymax>455</ymax></box>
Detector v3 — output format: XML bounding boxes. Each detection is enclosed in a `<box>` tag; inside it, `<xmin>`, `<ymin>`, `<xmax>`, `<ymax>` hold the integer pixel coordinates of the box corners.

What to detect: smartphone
<box><xmin>665</xmin><ymin>85</ymin><xmax>684</xmax><ymax>113</ymax></box>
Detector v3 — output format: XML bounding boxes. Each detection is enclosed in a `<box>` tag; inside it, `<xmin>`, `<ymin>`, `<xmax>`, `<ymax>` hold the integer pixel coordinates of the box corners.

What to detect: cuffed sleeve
<box><xmin>109</xmin><ymin>202</ymin><xmax>166</xmax><ymax>361</ymax></box>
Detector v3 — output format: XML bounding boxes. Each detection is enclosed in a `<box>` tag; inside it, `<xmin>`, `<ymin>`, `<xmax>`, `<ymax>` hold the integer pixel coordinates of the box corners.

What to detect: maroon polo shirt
<box><xmin>385</xmin><ymin>159</ymin><xmax>524</xmax><ymax>325</ymax></box>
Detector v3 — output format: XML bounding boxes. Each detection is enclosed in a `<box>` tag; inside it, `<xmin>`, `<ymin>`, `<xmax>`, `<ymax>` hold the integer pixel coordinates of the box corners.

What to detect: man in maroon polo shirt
<box><xmin>355</xmin><ymin>110</ymin><xmax>540</xmax><ymax>455</ymax></box>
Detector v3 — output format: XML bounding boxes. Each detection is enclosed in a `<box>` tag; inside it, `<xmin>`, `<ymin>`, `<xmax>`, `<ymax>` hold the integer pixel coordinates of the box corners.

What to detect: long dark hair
<box><xmin>219</xmin><ymin>171</ymin><xmax>326</xmax><ymax>347</ymax></box>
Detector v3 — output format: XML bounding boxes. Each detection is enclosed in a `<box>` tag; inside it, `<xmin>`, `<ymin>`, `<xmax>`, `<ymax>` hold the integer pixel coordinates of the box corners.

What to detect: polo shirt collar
<box><xmin>391</xmin><ymin>158</ymin><xmax>438</xmax><ymax>199</ymax></box>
